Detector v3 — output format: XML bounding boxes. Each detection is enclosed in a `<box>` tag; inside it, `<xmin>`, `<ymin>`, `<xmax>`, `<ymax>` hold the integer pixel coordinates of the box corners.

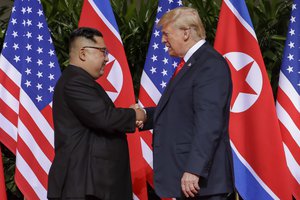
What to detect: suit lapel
<box><xmin>154</xmin><ymin>43</ymin><xmax>209</xmax><ymax>122</ymax></box>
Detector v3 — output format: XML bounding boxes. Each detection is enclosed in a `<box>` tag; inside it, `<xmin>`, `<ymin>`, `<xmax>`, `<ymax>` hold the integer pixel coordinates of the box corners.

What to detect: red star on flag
<box><xmin>226</xmin><ymin>58</ymin><xmax>257</xmax><ymax>108</ymax></box>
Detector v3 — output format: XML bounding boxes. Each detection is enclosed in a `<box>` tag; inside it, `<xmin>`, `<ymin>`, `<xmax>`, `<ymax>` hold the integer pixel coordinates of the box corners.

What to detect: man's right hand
<box><xmin>130</xmin><ymin>104</ymin><xmax>146</xmax><ymax>128</ymax></box>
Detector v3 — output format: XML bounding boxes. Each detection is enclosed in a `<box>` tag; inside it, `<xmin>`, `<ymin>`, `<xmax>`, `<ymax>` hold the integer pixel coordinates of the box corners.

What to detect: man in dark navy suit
<box><xmin>139</xmin><ymin>7</ymin><xmax>234</xmax><ymax>200</ymax></box>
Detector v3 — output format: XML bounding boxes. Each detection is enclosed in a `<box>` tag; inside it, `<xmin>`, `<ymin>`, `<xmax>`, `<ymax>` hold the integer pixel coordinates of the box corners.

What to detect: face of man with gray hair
<box><xmin>158</xmin><ymin>7</ymin><xmax>206</xmax><ymax>58</ymax></box>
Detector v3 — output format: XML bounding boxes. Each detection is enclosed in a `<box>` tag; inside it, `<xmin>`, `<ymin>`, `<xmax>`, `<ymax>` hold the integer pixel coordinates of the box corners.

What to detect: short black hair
<box><xmin>69</xmin><ymin>27</ymin><xmax>103</xmax><ymax>48</ymax></box>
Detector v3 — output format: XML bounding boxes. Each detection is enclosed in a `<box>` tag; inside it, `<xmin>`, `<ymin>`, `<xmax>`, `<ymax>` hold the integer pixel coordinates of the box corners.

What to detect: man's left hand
<box><xmin>181</xmin><ymin>172</ymin><xmax>200</xmax><ymax>198</ymax></box>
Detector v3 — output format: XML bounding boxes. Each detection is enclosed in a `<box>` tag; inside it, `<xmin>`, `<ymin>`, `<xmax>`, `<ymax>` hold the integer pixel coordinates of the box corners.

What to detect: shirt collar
<box><xmin>183</xmin><ymin>39</ymin><xmax>206</xmax><ymax>62</ymax></box>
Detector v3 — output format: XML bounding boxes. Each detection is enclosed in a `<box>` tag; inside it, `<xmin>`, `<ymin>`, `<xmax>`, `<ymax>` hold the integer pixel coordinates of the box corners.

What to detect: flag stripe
<box><xmin>18</xmin><ymin>119</ymin><xmax>52</xmax><ymax>173</ymax></box>
<box><xmin>0</xmin><ymin>114</ymin><xmax>17</xmax><ymax>143</ymax></box>
<box><xmin>283</xmin><ymin>143</ymin><xmax>300</xmax><ymax>184</ymax></box>
<box><xmin>278</xmin><ymin>71</ymin><xmax>300</xmax><ymax>112</ymax></box>
<box><xmin>277</xmin><ymin>102</ymin><xmax>300</xmax><ymax>147</ymax></box>
<box><xmin>225</xmin><ymin>0</ymin><xmax>256</xmax><ymax>40</ymax></box>
<box><xmin>139</xmin><ymin>86</ymin><xmax>157</xmax><ymax>107</ymax></box>
<box><xmin>40</xmin><ymin>105</ymin><xmax>54</xmax><ymax>129</ymax></box>
<box><xmin>88</xmin><ymin>0</ymin><xmax>121</xmax><ymax>43</ymax></box>
<box><xmin>0</xmin><ymin>147</ymin><xmax>7</xmax><ymax>200</ymax></box>
<box><xmin>0</xmin><ymin>70</ymin><xmax>20</xmax><ymax>100</ymax></box>
<box><xmin>0</xmin><ymin>84</ymin><xmax>19</xmax><ymax>114</ymax></box>
<box><xmin>277</xmin><ymin>87</ymin><xmax>300</xmax><ymax>129</ymax></box>
<box><xmin>15</xmin><ymin>152</ymin><xmax>47</xmax><ymax>200</ymax></box>
<box><xmin>16</xmin><ymin>137</ymin><xmax>48</xmax><ymax>188</ymax></box>
<box><xmin>0</xmin><ymin>56</ymin><xmax>21</xmax><ymax>87</ymax></box>
<box><xmin>19</xmin><ymin>105</ymin><xmax>54</xmax><ymax>160</ymax></box>
<box><xmin>280</xmin><ymin>122</ymin><xmax>300</xmax><ymax>163</ymax></box>
<box><xmin>140</xmin><ymin>71</ymin><xmax>162</xmax><ymax>105</ymax></box>
<box><xmin>230</xmin><ymin>142</ymin><xmax>279</xmax><ymax>200</ymax></box>
<box><xmin>0</xmin><ymin>98</ymin><xmax>18</xmax><ymax>126</ymax></box>
<box><xmin>15</xmin><ymin>168</ymin><xmax>40</xmax><ymax>200</ymax></box>
<box><xmin>19</xmin><ymin>90</ymin><xmax>54</xmax><ymax>147</ymax></box>
<box><xmin>140</xmin><ymin>137</ymin><xmax>153</xmax><ymax>169</ymax></box>
<box><xmin>0</xmin><ymin>128</ymin><xmax>16</xmax><ymax>154</ymax></box>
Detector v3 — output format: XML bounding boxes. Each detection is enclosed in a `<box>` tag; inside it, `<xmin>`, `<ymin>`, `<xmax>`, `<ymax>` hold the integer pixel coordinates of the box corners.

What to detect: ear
<box><xmin>183</xmin><ymin>28</ymin><xmax>191</xmax><ymax>41</ymax></box>
<box><xmin>79</xmin><ymin>48</ymin><xmax>86</xmax><ymax>61</ymax></box>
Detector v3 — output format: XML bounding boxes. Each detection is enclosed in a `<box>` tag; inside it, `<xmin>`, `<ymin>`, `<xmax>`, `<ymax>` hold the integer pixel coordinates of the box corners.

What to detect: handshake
<box><xmin>130</xmin><ymin>104</ymin><xmax>146</xmax><ymax>129</ymax></box>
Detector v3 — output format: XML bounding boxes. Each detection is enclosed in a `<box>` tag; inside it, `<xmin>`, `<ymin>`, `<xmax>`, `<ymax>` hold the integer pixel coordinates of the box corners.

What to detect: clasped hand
<box><xmin>129</xmin><ymin>104</ymin><xmax>146</xmax><ymax>129</ymax></box>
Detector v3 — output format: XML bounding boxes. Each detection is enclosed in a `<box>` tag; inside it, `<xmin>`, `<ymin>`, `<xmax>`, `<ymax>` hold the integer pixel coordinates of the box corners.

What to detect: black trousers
<box><xmin>176</xmin><ymin>193</ymin><xmax>234</xmax><ymax>200</ymax></box>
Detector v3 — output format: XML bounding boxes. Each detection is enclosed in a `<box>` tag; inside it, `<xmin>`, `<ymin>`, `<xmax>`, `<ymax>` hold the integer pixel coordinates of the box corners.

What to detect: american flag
<box><xmin>138</xmin><ymin>0</ymin><xmax>182</xmax><ymax>194</ymax></box>
<box><xmin>0</xmin><ymin>0</ymin><xmax>61</xmax><ymax>199</ymax></box>
<box><xmin>215</xmin><ymin>0</ymin><xmax>292</xmax><ymax>199</ymax></box>
<box><xmin>276</xmin><ymin>0</ymin><xmax>300</xmax><ymax>199</ymax></box>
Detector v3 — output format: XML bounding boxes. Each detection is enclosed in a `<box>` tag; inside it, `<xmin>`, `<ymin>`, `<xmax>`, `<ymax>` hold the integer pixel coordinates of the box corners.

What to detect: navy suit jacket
<box><xmin>143</xmin><ymin>43</ymin><xmax>234</xmax><ymax>198</ymax></box>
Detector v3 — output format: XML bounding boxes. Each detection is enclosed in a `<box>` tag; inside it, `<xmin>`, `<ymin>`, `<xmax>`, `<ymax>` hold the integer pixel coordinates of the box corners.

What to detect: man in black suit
<box><xmin>139</xmin><ymin>7</ymin><xmax>234</xmax><ymax>200</ymax></box>
<box><xmin>47</xmin><ymin>27</ymin><xmax>145</xmax><ymax>200</ymax></box>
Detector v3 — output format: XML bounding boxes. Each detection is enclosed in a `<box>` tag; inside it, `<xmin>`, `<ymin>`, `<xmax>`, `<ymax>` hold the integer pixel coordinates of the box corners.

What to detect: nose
<box><xmin>161</xmin><ymin>35</ymin><xmax>167</xmax><ymax>44</ymax></box>
<box><xmin>104</xmin><ymin>54</ymin><xmax>109</xmax><ymax>63</ymax></box>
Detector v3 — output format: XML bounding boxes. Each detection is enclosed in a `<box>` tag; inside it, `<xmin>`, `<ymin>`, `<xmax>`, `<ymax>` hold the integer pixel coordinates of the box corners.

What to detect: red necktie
<box><xmin>173</xmin><ymin>59</ymin><xmax>185</xmax><ymax>78</ymax></box>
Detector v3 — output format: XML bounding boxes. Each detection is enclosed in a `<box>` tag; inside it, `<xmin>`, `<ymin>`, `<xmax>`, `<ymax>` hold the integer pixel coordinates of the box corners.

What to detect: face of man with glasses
<box><xmin>80</xmin><ymin>36</ymin><xmax>109</xmax><ymax>79</ymax></box>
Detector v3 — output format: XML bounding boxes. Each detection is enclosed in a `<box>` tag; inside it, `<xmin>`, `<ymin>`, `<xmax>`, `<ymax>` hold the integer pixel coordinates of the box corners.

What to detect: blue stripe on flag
<box><xmin>232</xmin><ymin>150</ymin><xmax>274</xmax><ymax>200</ymax></box>
<box><xmin>92</xmin><ymin>0</ymin><xmax>120</xmax><ymax>33</ymax></box>
<box><xmin>229</xmin><ymin>0</ymin><xmax>254</xmax><ymax>29</ymax></box>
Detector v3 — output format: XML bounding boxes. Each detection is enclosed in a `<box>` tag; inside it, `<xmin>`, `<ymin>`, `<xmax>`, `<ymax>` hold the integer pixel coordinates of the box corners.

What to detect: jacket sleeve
<box><xmin>64</xmin><ymin>75</ymin><xmax>136</xmax><ymax>134</ymax></box>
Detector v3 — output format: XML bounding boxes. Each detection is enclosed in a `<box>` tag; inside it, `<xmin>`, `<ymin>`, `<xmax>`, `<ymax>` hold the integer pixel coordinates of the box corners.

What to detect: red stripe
<box><xmin>145</xmin><ymin>163</ymin><xmax>154</xmax><ymax>188</ymax></box>
<box><xmin>287</xmin><ymin>166</ymin><xmax>300</xmax><ymax>200</ymax></box>
<box><xmin>19</xmin><ymin>105</ymin><xmax>54</xmax><ymax>161</ymax></box>
<box><xmin>139</xmin><ymin>85</ymin><xmax>157</xmax><ymax>107</ymax></box>
<box><xmin>277</xmin><ymin>87</ymin><xmax>300</xmax><ymax>129</ymax></box>
<box><xmin>140</xmin><ymin>130</ymin><xmax>153</xmax><ymax>150</ymax></box>
<box><xmin>0</xmin><ymin>147</ymin><xmax>7</xmax><ymax>200</ymax></box>
<box><xmin>17</xmin><ymin>137</ymin><xmax>48</xmax><ymax>189</ymax></box>
<box><xmin>0</xmin><ymin>98</ymin><xmax>18</xmax><ymax>126</ymax></box>
<box><xmin>279</xmin><ymin>122</ymin><xmax>300</xmax><ymax>165</ymax></box>
<box><xmin>15</xmin><ymin>168</ymin><xmax>40</xmax><ymax>200</ymax></box>
<box><xmin>41</xmin><ymin>104</ymin><xmax>54</xmax><ymax>129</ymax></box>
<box><xmin>0</xmin><ymin>128</ymin><xmax>16</xmax><ymax>154</ymax></box>
<box><xmin>0</xmin><ymin>69</ymin><xmax>20</xmax><ymax>99</ymax></box>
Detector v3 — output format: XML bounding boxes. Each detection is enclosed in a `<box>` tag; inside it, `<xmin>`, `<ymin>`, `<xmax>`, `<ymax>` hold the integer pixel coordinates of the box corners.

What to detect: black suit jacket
<box><xmin>144</xmin><ymin>43</ymin><xmax>234</xmax><ymax>198</ymax></box>
<box><xmin>47</xmin><ymin>65</ymin><xmax>136</xmax><ymax>200</ymax></box>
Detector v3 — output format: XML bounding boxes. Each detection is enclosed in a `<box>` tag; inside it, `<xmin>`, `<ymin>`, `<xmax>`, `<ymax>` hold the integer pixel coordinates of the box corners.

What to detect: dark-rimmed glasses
<box><xmin>82</xmin><ymin>46</ymin><xmax>109</xmax><ymax>57</ymax></box>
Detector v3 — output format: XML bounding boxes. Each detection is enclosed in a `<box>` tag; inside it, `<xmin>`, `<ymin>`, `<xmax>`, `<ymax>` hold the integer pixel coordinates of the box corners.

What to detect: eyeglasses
<box><xmin>82</xmin><ymin>46</ymin><xmax>109</xmax><ymax>57</ymax></box>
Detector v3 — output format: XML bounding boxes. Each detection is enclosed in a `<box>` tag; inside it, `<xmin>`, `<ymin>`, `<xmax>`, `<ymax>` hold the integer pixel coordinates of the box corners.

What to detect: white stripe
<box><xmin>88</xmin><ymin>0</ymin><xmax>122</xmax><ymax>43</ymax></box>
<box><xmin>283</xmin><ymin>143</ymin><xmax>300</xmax><ymax>184</ymax></box>
<box><xmin>19</xmin><ymin>89</ymin><xmax>54</xmax><ymax>147</ymax></box>
<box><xmin>276</xmin><ymin>102</ymin><xmax>300</xmax><ymax>147</ymax></box>
<box><xmin>18</xmin><ymin>119</ymin><xmax>52</xmax><ymax>173</ymax></box>
<box><xmin>137</xmin><ymin>100</ymin><xmax>144</xmax><ymax>108</ymax></box>
<box><xmin>224</xmin><ymin>0</ymin><xmax>257</xmax><ymax>40</ymax></box>
<box><xmin>0</xmin><ymin>55</ymin><xmax>21</xmax><ymax>85</ymax></box>
<box><xmin>140</xmin><ymin>135</ymin><xmax>153</xmax><ymax>169</ymax></box>
<box><xmin>0</xmin><ymin>84</ymin><xmax>19</xmax><ymax>113</ymax></box>
<box><xmin>140</xmin><ymin>70</ymin><xmax>161</xmax><ymax>104</ymax></box>
<box><xmin>278</xmin><ymin>71</ymin><xmax>300</xmax><ymax>112</ymax></box>
<box><xmin>230</xmin><ymin>141</ymin><xmax>279</xmax><ymax>200</ymax></box>
<box><xmin>0</xmin><ymin>113</ymin><xmax>18</xmax><ymax>142</ymax></box>
<box><xmin>16</xmin><ymin>151</ymin><xmax>47</xmax><ymax>200</ymax></box>
<box><xmin>133</xmin><ymin>193</ymin><xmax>139</xmax><ymax>200</ymax></box>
